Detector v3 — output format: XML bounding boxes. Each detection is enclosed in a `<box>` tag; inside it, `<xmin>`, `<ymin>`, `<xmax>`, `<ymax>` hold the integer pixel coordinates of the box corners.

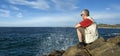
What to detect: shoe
<box><xmin>77</xmin><ymin>42</ymin><xmax>85</xmax><ymax>48</ymax></box>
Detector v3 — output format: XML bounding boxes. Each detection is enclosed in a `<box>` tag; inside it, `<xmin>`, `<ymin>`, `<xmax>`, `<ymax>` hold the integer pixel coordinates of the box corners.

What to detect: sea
<box><xmin>0</xmin><ymin>27</ymin><xmax>120</xmax><ymax>56</ymax></box>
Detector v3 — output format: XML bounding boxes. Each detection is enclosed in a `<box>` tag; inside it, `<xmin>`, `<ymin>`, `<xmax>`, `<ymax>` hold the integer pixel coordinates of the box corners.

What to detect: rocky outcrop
<box><xmin>44</xmin><ymin>36</ymin><xmax>120</xmax><ymax>56</ymax></box>
<box><xmin>43</xmin><ymin>50</ymin><xmax>65</xmax><ymax>56</ymax></box>
<box><xmin>107</xmin><ymin>36</ymin><xmax>120</xmax><ymax>44</ymax></box>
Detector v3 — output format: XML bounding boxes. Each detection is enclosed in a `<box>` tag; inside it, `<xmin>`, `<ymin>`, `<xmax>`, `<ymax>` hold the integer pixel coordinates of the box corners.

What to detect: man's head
<box><xmin>81</xmin><ymin>9</ymin><xmax>90</xmax><ymax>19</ymax></box>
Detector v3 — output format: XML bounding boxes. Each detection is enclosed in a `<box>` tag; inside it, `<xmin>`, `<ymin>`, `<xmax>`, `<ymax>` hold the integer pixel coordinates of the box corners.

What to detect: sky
<box><xmin>0</xmin><ymin>0</ymin><xmax>120</xmax><ymax>27</ymax></box>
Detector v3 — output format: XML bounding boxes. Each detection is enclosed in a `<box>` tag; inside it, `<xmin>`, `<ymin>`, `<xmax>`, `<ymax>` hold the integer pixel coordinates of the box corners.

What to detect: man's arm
<box><xmin>75</xmin><ymin>23</ymin><xmax>81</xmax><ymax>28</ymax></box>
<box><xmin>75</xmin><ymin>18</ymin><xmax>93</xmax><ymax>28</ymax></box>
<box><xmin>79</xmin><ymin>18</ymin><xmax>93</xmax><ymax>28</ymax></box>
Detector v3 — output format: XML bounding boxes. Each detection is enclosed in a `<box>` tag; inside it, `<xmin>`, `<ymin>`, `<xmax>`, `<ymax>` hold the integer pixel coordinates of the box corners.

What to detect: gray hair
<box><xmin>82</xmin><ymin>9</ymin><xmax>90</xmax><ymax>16</ymax></box>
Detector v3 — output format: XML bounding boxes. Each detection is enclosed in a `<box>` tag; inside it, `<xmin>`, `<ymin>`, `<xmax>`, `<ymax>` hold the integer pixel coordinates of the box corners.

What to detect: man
<box><xmin>75</xmin><ymin>9</ymin><xmax>99</xmax><ymax>48</ymax></box>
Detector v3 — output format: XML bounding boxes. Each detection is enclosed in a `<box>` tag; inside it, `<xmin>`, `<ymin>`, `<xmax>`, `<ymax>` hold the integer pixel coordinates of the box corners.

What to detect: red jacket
<box><xmin>79</xmin><ymin>18</ymin><xmax>93</xmax><ymax>28</ymax></box>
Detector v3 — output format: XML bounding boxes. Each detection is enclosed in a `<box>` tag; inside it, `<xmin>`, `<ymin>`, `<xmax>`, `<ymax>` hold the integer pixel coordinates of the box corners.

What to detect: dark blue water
<box><xmin>0</xmin><ymin>27</ymin><xmax>120</xmax><ymax>56</ymax></box>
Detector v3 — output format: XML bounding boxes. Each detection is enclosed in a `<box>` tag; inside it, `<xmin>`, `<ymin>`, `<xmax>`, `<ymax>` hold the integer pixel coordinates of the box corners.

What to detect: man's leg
<box><xmin>76</xmin><ymin>27</ymin><xmax>85</xmax><ymax>42</ymax></box>
<box><xmin>76</xmin><ymin>27</ymin><xmax>85</xmax><ymax>48</ymax></box>
<box><xmin>77</xmin><ymin>28</ymin><xmax>83</xmax><ymax>42</ymax></box>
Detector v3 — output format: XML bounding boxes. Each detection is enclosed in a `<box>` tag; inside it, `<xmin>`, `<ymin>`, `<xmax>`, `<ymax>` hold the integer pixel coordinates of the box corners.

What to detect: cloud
<box><xmin>16</xmin><ymin>12</ymin><xmax>23</xmax><ymax>18</ymax></box>
<box><xmin>1</xmin><ymin>4</ymin><xmax>19</xmax><ymax>11</ymax></box>
<box><xmin>0</xmin><ymin>5</ymin><xmax>23</xmax><ymax>18</ymax></box>
<box><xmin>16</xmin><ymin>14</ymin><xmax>78</xmax><ymax>27</ymax></box>
<box><xmin>7</xmin><ymin>0</ymin><xmax>79</xmax><ymax>11</ymax></box>
<box><xmin>51</xmin><ymin>0</ymin><xmax>78</xmax><ymax>10</ymax></box>
<box><xmin>10</xmin><ymin>6</ymin><xmax>20</xmax><ymax>11</ymax></box>
<box><xmin>0</xmin><ymin>12</ymin><xmax>80</xmax><ymax>27</ymax></box>
<box><xmin>8</xmin><ymin>0</ymin><xmax>50</xmax><ymax>10</ymax></box>
<box><xmin>105</xmin><ymin>8</ymin><xmax>111</xmax><ymax>10</ymax></box>
<box><xmin>0</xmin><ymin>9</ymin><xmax>10</xmax><ymax>17</ymax></box>
<box><xmin>91</xmin><ymin>12</ymin><xmax>120</xmax><ymax>19</ymax></box>
<box><xmin>0</xmin><ymin>11</ymin><xmax>119</xmax><ymax>27</ymax></box>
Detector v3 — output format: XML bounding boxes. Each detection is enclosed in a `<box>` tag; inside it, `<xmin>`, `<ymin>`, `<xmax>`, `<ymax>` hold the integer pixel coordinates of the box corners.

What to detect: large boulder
<box><xmin>107</xmin><ymin>35</ymin><xmax>120</xmax><ymax>44</ymax></box>
<box><xmin>62</xmin><ymin>37</ymin><xmax>105</xmax><ymax>56</ymax></box>
<box><xmin>62</xmin><ymin>45</ymin><xmax>90</xmax><ymax>56</ymax></box>
<box><xmin>45</xmin><ymin>36</ymin><xmax>120</xmax><ymax>56</ymax></box>
<box><xmin>44</xmin><ymin>50</ymin><xmax>65</xmax><ymax>56</ymax></box>
<box><xmin>85</xmin><ymin>40</ymin><xmax>119</xmax><ymax>56</ymax></box>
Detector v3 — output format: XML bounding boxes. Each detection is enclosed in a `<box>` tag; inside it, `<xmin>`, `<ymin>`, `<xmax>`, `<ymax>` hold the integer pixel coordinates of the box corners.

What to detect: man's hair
<box><xmin>82</xmin><ymin>9</ymin><xmax>90</xmax><ymax>16</ymax></box>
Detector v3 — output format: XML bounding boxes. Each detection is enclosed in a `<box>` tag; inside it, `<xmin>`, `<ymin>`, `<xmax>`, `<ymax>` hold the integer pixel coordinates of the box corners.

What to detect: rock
<box><xmin>95</xmin><ymin>37</ymin><xmax>105</xmax><ymax>42</ymax></box>
<box><xmin>44</xmin><ymin>50</ymin><xmax>65</xmax><ymax>56</ymax></box>
<box><xmin>107</xmin><ymin>35</ymin><xmax>120</xmax><ymax>44</ymax></box>
<box><xmin>62</xmin><ymin>45</ymin><xmax>91</xmax><ymax>56</ymax></box>
<box><xmin>45</xmin><ymin>36</ymin><xmax>120</xmax><ymax>56</ymax></box>
<box><xmin>85</xmin><ymin>41</ymin><xmax>116</xmax><ymax>56</ymax></box>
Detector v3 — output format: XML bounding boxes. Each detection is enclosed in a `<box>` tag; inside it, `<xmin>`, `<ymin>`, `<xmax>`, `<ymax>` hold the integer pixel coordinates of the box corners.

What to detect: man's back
<box><xmin>85</xmin><ymin>17</ymin><xmax>99</xmax><ymax>43</ymax></box>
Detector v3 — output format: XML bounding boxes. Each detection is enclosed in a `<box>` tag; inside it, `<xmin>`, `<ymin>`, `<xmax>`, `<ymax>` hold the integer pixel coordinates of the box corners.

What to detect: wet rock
<box><xmin>107</xmin><ymin>35</ymin><xmax>120</xmax><ymax>44</ymax></box>
<box><xmin>62</xmin><ymin>45</ymin><xmax>90</xmax><ymax>56</ymax></box>
<box><xmin>44</xmin><ymin>50</ymin><xmax>65</xmax><ymax>56</ymax></box>
<box><xmin>45</xmin><ymin>36</ymin><xmax>120</xmax><ymax>56</ymax></box>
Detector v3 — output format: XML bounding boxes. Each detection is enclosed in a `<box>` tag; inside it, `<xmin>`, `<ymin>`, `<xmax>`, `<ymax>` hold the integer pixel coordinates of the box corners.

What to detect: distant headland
<box><xmin>98</xmin><ymin>24</ymin><xmax>120</xmax><ymax>28</ymax></box>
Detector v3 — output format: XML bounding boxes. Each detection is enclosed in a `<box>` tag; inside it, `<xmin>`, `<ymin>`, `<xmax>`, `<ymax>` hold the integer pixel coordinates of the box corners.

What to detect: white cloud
<box><xmin>8</xmin><ymin>0</ymin><xmax>78</xmax><ymax>11</ymax></box>
<box><xmin>51</xmin><ymin>0</ymin><xmax>78</xmax><ymax>10</ymax></box>
<box><xmin>16</xmin><ymin>12</ymin><xmax>23</xmax><ymax>18</ymax></box>
<box><xmin>0</xmin><ymin>9</ymin><xmax>10</xmax><ymax>17</ymax></box>
<box><xmin>91</xmin><ymin>12</ymin><xmax>120</xmax><ymax>19</ymax></box>
<box><xmin>9</xmin><ymin>0</ymin><xmax>50</xmax><ymax>10</ymax></box>
<box><xmin>0</xmin><ymin>11</ymin><xmax>119</xmax><ymax>27</ymax></box>
<box><xmin>0</xmin><ymin>5</ymin><xmax>23</xmax><ymax>18</ymax></box>
<box><xmin>10</xmin><ymin>6</ymin><xmax>20</xmax><ymax>11</ymax></box>
<box><xmin>1</xmin><ymin>4</ymin><xmax>19</xmax><ymax>11</ymax></box>
<box><xmin>16</xmin><ymin>14</ymin><xmax>78</xmax><ymax>26</ymax></box>
<box><xmin>105</xmin><ymin>8</ymin><xmax>111</xmax><ymax>10</ymax></box>
<box><xmin>0</xmin><ymin>12</ymin><xmax>80</xmax><ymax>27</ymax></box>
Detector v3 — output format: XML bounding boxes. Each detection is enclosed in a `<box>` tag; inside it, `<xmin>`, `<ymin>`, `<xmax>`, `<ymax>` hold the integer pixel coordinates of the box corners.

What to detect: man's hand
<box><xmin>75</xmin><ymin>24</ymin><xmax>81</xmax><ymax>28</ymax></box>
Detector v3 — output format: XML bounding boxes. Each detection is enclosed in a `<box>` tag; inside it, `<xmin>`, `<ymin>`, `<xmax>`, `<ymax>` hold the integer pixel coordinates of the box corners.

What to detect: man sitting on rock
<box><xmin>75</xmin><ymin>9</ymin><xmax>99</xmax><ymax>48</ymax></box>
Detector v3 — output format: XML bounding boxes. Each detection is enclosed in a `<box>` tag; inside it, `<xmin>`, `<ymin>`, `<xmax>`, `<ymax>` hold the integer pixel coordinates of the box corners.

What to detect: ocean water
<box><xmin>0</xmin><ymin>27</ymin><xmax>120</xmax><ymax>56</ymax></box>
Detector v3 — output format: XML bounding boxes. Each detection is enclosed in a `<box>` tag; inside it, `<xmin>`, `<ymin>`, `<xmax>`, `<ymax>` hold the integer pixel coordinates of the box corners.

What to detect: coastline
<box><xmin>98</xmin><ymin>27</ymin><xmax>120</xmax><ymax>29</ymax></box>
<box><xmin>97</xmin><ymin>24</ymin><xmax>120</xmax><ymax>29</ymax></box>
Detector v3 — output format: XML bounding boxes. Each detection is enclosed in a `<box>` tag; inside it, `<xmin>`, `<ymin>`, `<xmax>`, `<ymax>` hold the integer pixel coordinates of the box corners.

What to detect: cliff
<box><xmin>44</xmin><ymin>35</ymin><xmax>120</xmax><ymax>56</ymax></box>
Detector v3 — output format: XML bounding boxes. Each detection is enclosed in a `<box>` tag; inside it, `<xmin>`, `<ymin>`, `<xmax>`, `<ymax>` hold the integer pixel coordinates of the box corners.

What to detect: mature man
<box><xmin>75</xmin><ymin>9</ymin><xmax>99</xmax><ymax>48</ymax></box>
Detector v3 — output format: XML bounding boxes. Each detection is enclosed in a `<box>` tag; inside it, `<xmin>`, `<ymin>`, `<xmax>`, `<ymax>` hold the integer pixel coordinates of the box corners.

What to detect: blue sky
<box><xmin>0</xmin><ymin>0</ymin><xmax>120</xmax><ymax>27</ymax></box>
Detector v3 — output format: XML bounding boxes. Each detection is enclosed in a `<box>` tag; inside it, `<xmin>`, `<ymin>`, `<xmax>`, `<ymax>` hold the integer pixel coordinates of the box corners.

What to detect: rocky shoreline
<box><xmin>44</xmin><ymin>35</ymin><xmax>120</xmax><ymax>56</ymax></box>
<box><xmin>98</xmin><ymin>24</ymin><xmax>120</xmax><ymax>28</ymax></box>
